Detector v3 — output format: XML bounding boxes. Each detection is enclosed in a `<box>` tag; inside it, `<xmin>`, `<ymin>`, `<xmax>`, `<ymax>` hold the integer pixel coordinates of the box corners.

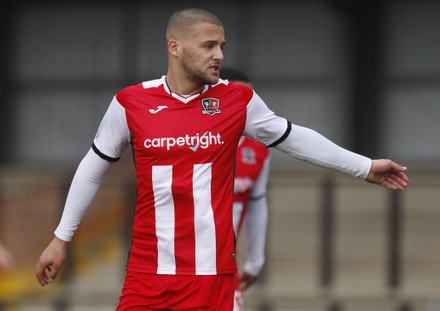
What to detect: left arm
<box><xmin>241</xmin><ymin>155</ymin><xmax>271</xmax><ymax>291</ymax></box>
<box><xmin>244</xmin><ymin>92</ymin><xmax>408</xmax><ymax>190</ymax></box>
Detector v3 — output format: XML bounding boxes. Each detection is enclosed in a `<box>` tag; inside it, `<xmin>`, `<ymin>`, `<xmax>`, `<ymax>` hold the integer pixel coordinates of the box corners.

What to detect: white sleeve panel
<box><xmin>243</xmin><ymin>195</ymin><xmax>268</xmax><ymax>277</ymax></box>
<box><xmin>243</xmin><ymin>92</ymin><xmax>288</xmax><ymax>146</ymax></box>
<box><xmin>276</xmin><ymin>124</ymin><xmax>372</xmax><ymax>179</ymax></box>
<box><xmin>93</xmin><ymin>97</ymin><xmax>131</xmax><ymax>159</ymax></box>
<box><xmin>249</xmin><ymin>153</ymin><xmax>271</xmax><ymax>199</ymax></box>
<box><xmin>54</xmin><ymin>149</ymin><xmax>112</xmax><ymax>242</ymax></box>
<box><xmin>244</xmin><ymin>93</ymin><xmax>372</xmax><ymax>179</ymax></box>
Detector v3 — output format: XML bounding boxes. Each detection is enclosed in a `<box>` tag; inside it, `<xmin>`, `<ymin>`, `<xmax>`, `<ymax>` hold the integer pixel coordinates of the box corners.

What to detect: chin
<box><xmin>196</xmin><ymin>72</ymin><xmax>218</xmax><ymax>85</ymax></box>
<box><xmin>209</xmin><ymin>74</ymin><xmax>220</xmax><ymax>84</ymax></box>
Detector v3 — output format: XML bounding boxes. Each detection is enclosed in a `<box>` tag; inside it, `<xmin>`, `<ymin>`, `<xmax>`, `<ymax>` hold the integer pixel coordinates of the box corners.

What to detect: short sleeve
<box><xmin>244</xmin><ymin>92</ymin><xmax>289</xmax><ymax>147</ymax></box>
<box><xmin>93</xmin><ymin>97</ymin><xmax>131</xmax><ymax>160</ymax></box>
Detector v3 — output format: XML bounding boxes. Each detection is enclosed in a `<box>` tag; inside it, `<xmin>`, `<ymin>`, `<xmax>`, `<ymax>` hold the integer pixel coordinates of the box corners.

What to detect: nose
<box><xmin>213</xmin><ymin>46</ymin><xmax>224</xmax><ymax>61</ymax></box>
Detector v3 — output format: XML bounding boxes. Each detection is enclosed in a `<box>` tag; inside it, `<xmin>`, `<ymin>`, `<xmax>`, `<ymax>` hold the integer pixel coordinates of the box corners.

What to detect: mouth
<box><xmin>210</xmin><ymin>65</ymin><xmax>220</xmax><ymax>75</ymax></box>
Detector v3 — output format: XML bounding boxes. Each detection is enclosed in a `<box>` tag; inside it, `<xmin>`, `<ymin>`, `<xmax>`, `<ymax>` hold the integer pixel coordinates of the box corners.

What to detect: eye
<box><xmin>203</xmin><ymin>41</ymin><xmax>217</xmax><ymax>49</ymax></box>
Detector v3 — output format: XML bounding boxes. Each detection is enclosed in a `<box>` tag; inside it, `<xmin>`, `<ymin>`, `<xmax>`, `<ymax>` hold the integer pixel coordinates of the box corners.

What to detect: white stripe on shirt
<box><xmin>193</xmin><ymin>163</ymin><xmax>217</xmax><ymax>274</ymax></box>
<box><xmin>152</xmin><ymin>165</ymin><xmax>176</xmax><ymax>274</ymax></box>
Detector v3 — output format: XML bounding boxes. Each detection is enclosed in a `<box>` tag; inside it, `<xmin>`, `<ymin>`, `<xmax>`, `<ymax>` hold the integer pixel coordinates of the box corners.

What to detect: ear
<box><xmin>168</xmin><ymin>39</ymin><xmax>180</xmax><ymax>57</ymax></box>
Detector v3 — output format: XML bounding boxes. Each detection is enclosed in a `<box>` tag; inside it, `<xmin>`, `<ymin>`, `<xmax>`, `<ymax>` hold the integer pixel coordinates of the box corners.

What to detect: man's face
<box><xmin>180</xmin><ymin>23</ymin><xmax>225</xmax><ymax>86</ymax></box>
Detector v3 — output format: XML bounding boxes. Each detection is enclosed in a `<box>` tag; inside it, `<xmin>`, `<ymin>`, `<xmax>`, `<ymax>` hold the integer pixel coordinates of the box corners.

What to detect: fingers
<box><xmin>35</xmin><ymin>237</ymin><xmax>67</xmax><ymax>287</ymax></box>
<box><xmin>387</xmin><ymin>165</ymin><xmax>409</xmax><ymax>190</ymax></box>
<box><xmin>35</xmin><ymin>263</ymin><xmax>49</xmax><ymax>286</ymax></box>
<box><xmin>391</xmin><ymin>172</ymin><xmax>409</xmax><ymax>189</ymax></box>
<box><xmin>389</xmin><ymin>160</ymin><xmax>407</xmax><ymax>171</ymax></box>
<box><xmin>35</xmin><ymin>261</ymin><xmax>50</xmax><ymax>286</ymax></box>
<box><xmin>35</xmin><ymin>260</ymin><xmax>60</xmax><ymax>287</ymax></box>
<box><xmin>369</xmin><ymin>160</ymin><xmax>409</xmax><ymax>191</ymax></box>
<box><xmin>239</xmin><ymin>273</ymin><xmax>257</xmax><ymax>291</ymax></box>
<box><xmin>239</xmin><ymin>279</ymin><xmax>250</xmax><ymax>292</ymax></box>
<box><xmin>381</xmin><ymin>171</ymin><xmax>409</xmax><ymax>191</ymax></box>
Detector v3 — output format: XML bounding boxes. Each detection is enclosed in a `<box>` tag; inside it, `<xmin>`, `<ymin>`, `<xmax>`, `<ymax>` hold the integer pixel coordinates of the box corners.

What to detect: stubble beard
<box><xmin>181</xmin><ymin>52</ymin><xmax>218</xmax><ymax>86</ymax></box>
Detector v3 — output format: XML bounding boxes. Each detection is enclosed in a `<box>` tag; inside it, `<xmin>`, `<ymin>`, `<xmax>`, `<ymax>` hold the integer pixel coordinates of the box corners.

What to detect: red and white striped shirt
<box><xmin>55</xmin><ymin>76</ymin><xmax>371</xmax><ymax>276</ymax></box>
<box><xmin>233</xmin><ymin>137</ymin><xmax>270</xmax><ymax>237</ymax></box>
<box><xmin>95</xmin><ymin>77</ymin><xmax>266</xmax><ymax>275</ymax></box>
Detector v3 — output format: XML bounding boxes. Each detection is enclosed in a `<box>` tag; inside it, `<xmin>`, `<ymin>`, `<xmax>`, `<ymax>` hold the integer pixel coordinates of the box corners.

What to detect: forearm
<box><xmin>275</xmin><ymin>124</ymin><xmax>372</xmax><ymax>179</ymax></box>
<box><xmin>243</xmin><ymin>196</ymin><xmax>268</xmax><ymax>276</ymax></box>
<box><xmin>54</xmin><ymin>149</ymin><xmax>112</xmax><ymax>241</ymax></box>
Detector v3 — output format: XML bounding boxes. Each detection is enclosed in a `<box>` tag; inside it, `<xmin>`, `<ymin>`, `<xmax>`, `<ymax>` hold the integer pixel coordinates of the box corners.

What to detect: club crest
<box><xmin>201</xmin><ymin>98</ymin><xmax>221</xmax><ymax>116</ymax></box>
<box><xmin>241</xmin><ymin>147</ymin><xmax>257</xmax><ymax>165</ymax></box>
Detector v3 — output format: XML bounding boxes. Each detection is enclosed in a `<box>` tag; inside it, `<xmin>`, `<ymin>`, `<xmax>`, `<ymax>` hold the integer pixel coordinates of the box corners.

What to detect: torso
<box><xmin>116</xmin><ymin>77</ymin><xmax>253</xmax><ymax>275</ymax></box>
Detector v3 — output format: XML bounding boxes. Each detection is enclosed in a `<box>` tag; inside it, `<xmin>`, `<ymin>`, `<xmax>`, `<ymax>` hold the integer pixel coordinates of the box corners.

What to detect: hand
<box><xmin>35</xmin><ymin>237</ymin><xmax>67</xmax><ymax>287</ymax></box>
<box><xmin>239</xmin><ymin>271</ymin><xmax>258</xmax><ymax>291</ymax></box>
<box><xmin>366</xmin><ymin>159</ymin><xmax>409</xmax><ymax>191</ymax></box>
<box><xmin>0</xmin><ymin>242</ymin><xmax>15</xmax><ymax>271</ymax></box>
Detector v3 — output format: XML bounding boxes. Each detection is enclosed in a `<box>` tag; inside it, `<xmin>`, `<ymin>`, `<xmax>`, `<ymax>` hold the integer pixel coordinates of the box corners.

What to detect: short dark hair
<box><xmin>167</xmin><ymin>8</ymin><xmax>223</xmax><ymax>40</ymax></box>
<box><xmin>220</xmin><ymin>67</ymin><xmax>251</xmax><ymax>83</ymax></box>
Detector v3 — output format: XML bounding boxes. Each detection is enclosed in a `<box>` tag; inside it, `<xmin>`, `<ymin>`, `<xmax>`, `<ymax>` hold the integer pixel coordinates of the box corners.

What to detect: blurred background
<box><xmin>0</xmin><ymin>0</ymin><xmax>439</xmax><ymax>310</ymax></box>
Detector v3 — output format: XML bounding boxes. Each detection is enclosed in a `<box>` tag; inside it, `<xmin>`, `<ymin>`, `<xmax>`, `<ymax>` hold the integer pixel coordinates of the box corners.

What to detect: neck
<box><xmin>165</xmin><ymin>71</ymin><xmax>204</xmax><ymax>96</ymax></box>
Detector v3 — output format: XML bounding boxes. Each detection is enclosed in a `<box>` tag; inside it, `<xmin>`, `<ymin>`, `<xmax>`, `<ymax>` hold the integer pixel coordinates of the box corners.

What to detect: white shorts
<box><xmin>233</xmin><ymin>290</ymin><xmax>244</xmax><ymax>311</ymax></box>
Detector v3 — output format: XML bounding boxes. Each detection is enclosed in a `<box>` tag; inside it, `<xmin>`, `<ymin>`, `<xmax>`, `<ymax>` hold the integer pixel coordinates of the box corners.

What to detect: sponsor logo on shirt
<box><xmin>143</xmin><ymin>131</ymin><xmax>224</xmax><ymax>151</ymax></box>
<box><xmin>201</xmin><ymin>98</ymin><xmax>221</xmax><ymax>116</ymax></box>
<box><xmin>234</xmin><ymin>177</ymin><xmax>254</xmax><ymax>193</ymax></box>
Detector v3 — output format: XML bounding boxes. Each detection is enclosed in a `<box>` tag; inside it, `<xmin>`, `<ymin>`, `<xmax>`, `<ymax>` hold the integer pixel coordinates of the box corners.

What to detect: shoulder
<box><xmin>214</xmin><ymin>79</ymin><xmax>254</xmax><ymax>102</ymax></box>
<box><xmin>115</xmin><ymin>83</ymin><xmax>144</xmax><ymax>104</ymax></box>
<box><xmin>116</xmin><ymin>78</ymin><xmax>165</xmax><ymax>104</ymax></box>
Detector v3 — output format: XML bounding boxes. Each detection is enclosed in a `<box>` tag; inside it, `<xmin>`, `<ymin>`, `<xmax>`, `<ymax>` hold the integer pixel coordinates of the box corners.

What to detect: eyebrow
<box><xmin>202</xmin><ymin>40</ymin><xmax>226</xmax><ymax>46</ymax></box>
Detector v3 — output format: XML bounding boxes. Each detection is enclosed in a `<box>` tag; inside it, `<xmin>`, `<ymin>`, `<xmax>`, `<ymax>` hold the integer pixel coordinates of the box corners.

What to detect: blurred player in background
<box><xmin>221</xmin><ymin>67</ymin><xmax>270</xmax><ymax>311</ymax></box>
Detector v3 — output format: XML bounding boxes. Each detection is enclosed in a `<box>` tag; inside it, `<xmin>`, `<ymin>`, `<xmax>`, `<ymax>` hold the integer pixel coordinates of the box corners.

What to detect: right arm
<box><xmin>35</xmin><ymin>97</ymin><xmax>131</xmax><ymax>286</ymax></box>
<box><xmin>35</xmin><ymin>150</ymin><xmax>113</xmax><ymax>286</ymax></box>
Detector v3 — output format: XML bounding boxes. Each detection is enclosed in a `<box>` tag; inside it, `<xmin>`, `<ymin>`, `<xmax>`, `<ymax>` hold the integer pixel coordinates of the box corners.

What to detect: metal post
<box><xmin>329</xmin><ymin>301</ymin><xmax>343</xmax><ymax>311</ymax></box>
<box><xmin>258</xmin><ymin>301</ymin><xmax>272</xmax><ymax>311</ymax></box>
<box><xmin>389</xmin><ymin>191</ymin><xmax>401</xmax><ymax>289</ymax></box>
<box><xmin>333</xmin><ymin>0</ymin><xmax>387</xmax><ymax>158</ymax></box>
<box><xmin>398</xmin><ymin>301</ymin><xmax>412</xmax><ymax>311</ymax></box>
<box><xmin>0</xmin><ymin>2</ymin><xmax>14</xmax><ymax>163</ymax></box>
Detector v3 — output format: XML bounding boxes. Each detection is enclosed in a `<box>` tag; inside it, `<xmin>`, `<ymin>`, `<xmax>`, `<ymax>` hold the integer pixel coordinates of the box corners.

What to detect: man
<box><xmin>35</xmin><ymin>8</ymin><xmax>409</xmax><ymax>311</ymax></box>
<box><xmin>221</xmin><ymin>67</ymin><xmax>270</xmax><ymax>311</ymax></box>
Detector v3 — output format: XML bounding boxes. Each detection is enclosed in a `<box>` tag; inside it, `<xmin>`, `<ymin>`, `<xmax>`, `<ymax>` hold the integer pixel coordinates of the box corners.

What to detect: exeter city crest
<box><xmin>241</xmin><ymin>147</ymin><xmax>257</xmax><ymax>165</ymax></box>
<box><xmin>201</xmin><ymin>98</ymin><xmax>221</xmax><ymax>116</ymax></box>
